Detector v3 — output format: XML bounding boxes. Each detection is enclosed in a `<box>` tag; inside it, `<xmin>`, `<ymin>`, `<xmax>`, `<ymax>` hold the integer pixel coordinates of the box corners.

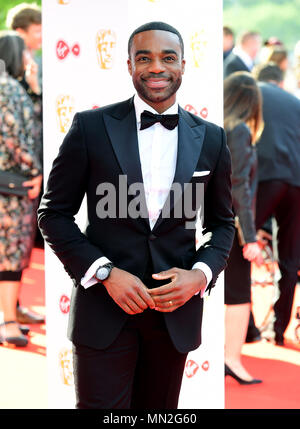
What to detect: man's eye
<box><xmin>137</xmin><ymin>57</ymin><xmax>150</xmax><ymax>62</ymax></box>
<box><xmin>164</xmin><ymin>56</ymin><xmax>176</xmax><ymax>62</ymax></box>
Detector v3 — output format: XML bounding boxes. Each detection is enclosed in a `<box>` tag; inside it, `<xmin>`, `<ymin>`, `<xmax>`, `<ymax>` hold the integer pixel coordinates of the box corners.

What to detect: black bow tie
<box><xmin>140</xmin><ymin>110</ymin><xmax>179</xmax><ymax>131</ymax></box>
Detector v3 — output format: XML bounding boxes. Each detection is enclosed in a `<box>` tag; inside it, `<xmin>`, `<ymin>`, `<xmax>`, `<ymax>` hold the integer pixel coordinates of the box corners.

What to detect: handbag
<box><xmin>0</xmin><ymin>170</ymin><xmax>32</xmax><ymax>197</ymax></box>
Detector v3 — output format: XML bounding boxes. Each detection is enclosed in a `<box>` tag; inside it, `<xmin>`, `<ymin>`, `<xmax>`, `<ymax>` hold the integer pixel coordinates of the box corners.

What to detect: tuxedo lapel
<box><xmin>103</xmin><ymin>98</ymin><xmax>144</xmax><ymax>187</ymax></box>
<box><xmin>153</xmin><ymin>107</ymin><xmax>206</xmax><ymax>232</ymax></box>
<box><xmin>173</xmin><ymin>107</ymin><xmax>206</xmax><ymax>190</ymax></box>
<box><xmin>103</xmin><ymin>98</ymin><xmax>150</xmax><ymax>228</ymax></box>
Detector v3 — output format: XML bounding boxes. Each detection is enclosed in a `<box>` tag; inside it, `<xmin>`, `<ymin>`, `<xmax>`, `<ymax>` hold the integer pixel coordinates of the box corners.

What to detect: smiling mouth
<box><xmin>144</xmin><ymin>78</ymin><xmax>170</xmax><ymax>89</ymax></box>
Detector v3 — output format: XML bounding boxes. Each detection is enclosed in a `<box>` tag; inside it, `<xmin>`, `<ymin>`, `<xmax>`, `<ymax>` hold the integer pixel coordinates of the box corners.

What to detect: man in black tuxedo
<box><xmin>253</xmin><ymin>63</ymin><xmax>300</xmax><ymax>345</ymax></box>
<box><xmin>38</xmin><ymin>22</ymin><xmax>234</xmax><ymax>409</ymax></box>
<box><xmin>224</xmin><ymin>31</ymin><xmax>261</xmax><ymax>78</ymax></box>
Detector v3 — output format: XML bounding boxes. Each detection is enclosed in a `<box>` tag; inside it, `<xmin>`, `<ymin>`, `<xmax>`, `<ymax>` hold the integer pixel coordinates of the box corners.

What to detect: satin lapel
<box><xmin>152</xmin><ymin>108</ymin><xmax>206</xmax><ymax>232</ymax></box>
<box><xmin>103</xmin><ymin>99</ymin><xmax>144</xmax><ymax>187</ymax></box>
<box><xmin>103</xmin><ymin>99</ymin><xmax>150</xmax><ymax>228</ymax></box>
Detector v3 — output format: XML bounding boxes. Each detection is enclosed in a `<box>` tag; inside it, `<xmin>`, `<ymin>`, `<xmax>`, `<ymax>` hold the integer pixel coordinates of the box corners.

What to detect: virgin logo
<box><xmin>202</xmin><ymin>360</ymin><xmax>209</xmax><ymax>371</ymax></box>
<box><xmin>72</xmin><ymin>44</ymin><xmax>80</xmax><ymax>56</ymax></box>
<box><xmin>59</xmin><ymin>294</ymin><xmax>70</xmax><ymax>314</ymax></box>
<box><xmin>185</xmin><ymin>360</ymin><xmax>199</xmax><ymax>378</ymax></box>
<box><xmin>200</xmin><ymin>107</ymin><xmax>208</xmax><ymax>119</ymax></box>
<box><xmin>56</xmin><ymin>40</ymin><xmax>80</xmax><ymax>60</ymax></box>
<box><xmin>184</xmin><ymin>104</ymin><xmax>208</xmax><ymax>119</ymax></box>
<box><xmin>184</xmin><ymin>104</ymin><xmax>197</xmax><ymax>115</ymax></box>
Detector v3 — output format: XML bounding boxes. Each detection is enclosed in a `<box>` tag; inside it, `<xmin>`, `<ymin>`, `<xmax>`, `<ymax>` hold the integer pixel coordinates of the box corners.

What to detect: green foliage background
<box><xmin>0</xmin><ymin>1</ymin><xmax>299</xmax><ymax>51</ymax></box>
<box><xmin>224</xmin><ymin>0</ymin><xmax>300</xmax><ymax>51</ymax></box>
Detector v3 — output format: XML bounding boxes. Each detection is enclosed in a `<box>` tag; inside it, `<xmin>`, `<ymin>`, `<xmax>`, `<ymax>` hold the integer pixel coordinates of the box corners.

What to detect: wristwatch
<box><xmin>94</xmin><ymin>262</ymin><xmax>114</xmax><ymax>282</ymax></box>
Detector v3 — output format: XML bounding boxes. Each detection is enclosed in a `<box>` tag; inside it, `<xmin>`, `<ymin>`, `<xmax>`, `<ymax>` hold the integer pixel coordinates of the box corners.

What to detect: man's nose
<box><xmin>148</xmin><ymin>58</ymin><xmax>166</xmax><ymax>73</ymax></box>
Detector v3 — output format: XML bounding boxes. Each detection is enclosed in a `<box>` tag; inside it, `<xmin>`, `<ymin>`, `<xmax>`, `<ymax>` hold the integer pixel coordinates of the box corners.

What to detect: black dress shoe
<box><xmin>16</xmin><ymin>306</ymin><xmax>45</xmax><ymax>324</ymax></box>
<box><xmin>0</xmin><ymin>321</ymin><xmax>28</xmax><ymax>347</ymax></box>
<box><xmin>225</xmin><ymin>364</ymin><xmax>262</xmax><ymax>385</ymax></box>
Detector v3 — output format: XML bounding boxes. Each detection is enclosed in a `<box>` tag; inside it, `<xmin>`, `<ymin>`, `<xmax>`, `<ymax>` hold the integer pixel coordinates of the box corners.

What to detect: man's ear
<box><xmin>127</xmin><ymin>58</ymin><xmax>132</xmax><ymax>76</ymax></box>
<box><xmin>181</xmin><ymin>59</ymin><xmax>186</xmax><ymax>74</ymax></box>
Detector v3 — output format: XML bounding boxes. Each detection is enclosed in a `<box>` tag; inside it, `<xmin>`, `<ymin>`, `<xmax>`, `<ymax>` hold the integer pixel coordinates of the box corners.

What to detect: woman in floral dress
<box><xmin>0</xmin><ymin>32</ymin><xmax>42</xmax><ymax>346</ymax></box>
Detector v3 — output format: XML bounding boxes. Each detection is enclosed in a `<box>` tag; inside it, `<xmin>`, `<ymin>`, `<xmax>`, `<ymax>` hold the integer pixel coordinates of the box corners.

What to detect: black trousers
<box><xmin>72</xmin><ymin>309</ymin><xmax>188</xmax><ymax>409</ymax></box>
<box><xmin>255</xmin><ymin>180</ymin><xmax>300</xmax><ymax>340</ymax></box>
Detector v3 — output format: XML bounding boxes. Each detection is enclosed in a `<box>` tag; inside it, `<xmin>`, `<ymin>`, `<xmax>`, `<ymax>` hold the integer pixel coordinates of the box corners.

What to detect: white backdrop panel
<box><xmin>42</xmin><ymin>0</ymin><xmax>224</xmax><ymax>409</ymax></box>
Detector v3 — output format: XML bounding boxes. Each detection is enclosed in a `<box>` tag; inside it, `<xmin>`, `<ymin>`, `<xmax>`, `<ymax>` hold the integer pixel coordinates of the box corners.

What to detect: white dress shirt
<box><xmin>81</xmin><ymin>94</ymin><xmax>212</xmax><ymax>295</ymax></box>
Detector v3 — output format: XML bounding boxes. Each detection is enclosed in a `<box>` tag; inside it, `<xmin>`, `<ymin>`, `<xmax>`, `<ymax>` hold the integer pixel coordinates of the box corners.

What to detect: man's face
<box><xmin>127</xmin><ymin>30</ymin><xmax>185</xmax><ymax>112</ymax></box>
<box><xmin>17</xmin><ymin>23</ymin><xmax>42</xmax><ymax>51</ymax></box>
<box><xmin>245</xmin><ymin>35</ymin><xmax>261</xmax><ymax>60</ymax></box>
<box><xmin>223</xmin><ymin>34</ymin><xmax>234</xmax><ymax>52</ymax></box>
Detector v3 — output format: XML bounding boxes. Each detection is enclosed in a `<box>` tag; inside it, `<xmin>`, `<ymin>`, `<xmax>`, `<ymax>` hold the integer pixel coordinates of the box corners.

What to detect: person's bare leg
<box><xmin>225</xmin><ymin>303</ymin><xmax>254</xmax><ymax>381</ymax></box>
<box><xmin>0</xmin><ymin>281</ymin><xmax>22</xmax><ymax>337</ymax></box>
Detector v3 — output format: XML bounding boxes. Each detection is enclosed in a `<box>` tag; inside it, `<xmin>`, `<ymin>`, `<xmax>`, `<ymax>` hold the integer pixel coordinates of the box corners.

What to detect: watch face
<box><xmin>97</xmin><ymin>267</ymin><xmax>109</xmax><ymax>281</ymax></box>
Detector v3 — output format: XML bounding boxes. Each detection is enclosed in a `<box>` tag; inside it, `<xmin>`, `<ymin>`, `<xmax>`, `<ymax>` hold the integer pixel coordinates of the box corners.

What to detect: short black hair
<box><xmin>0</xmin><ymin>31</ymin><xmax>25</xmax><ymax>79</ymax></box>
<box><xmin>254</xmin><ymin>62</ymin><xmax>283</xmax><ymax>83</ymax></box>
<box><xmin>128</xmin><ymin>21</ymin><xmax>184</xmax><ymax>57</ymax></box>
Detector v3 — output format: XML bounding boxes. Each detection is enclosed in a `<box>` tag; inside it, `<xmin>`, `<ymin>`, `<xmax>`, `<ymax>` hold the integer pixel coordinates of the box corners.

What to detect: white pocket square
<box><xmin>192</xmin><ymin>170</ymin><xmax>210</xmax><ymax>177</ymax></box>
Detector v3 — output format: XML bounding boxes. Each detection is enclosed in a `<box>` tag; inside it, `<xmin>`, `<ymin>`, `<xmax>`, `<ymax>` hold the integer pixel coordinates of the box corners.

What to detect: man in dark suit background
<box><xmin>224</xmin><ymin>31</ymin><xmax>261</xmax><ymax>78</ymax></box>
<box><xmin>223</xmin><ymin>26</ymin><xmax>234</xmax><ymax>60</ymax></box>
<box><xmin>253</xmin><ymin>63</ymin><xmax>300</xmax><ymax>345</ymax></box>
<box><xmin>38</xmin><ymin>22</ymin><xmax>234</xmax><ymax>409</ymax></box>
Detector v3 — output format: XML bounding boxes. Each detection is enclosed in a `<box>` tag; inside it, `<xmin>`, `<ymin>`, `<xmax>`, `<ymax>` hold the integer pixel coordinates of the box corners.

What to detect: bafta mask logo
<box><xmin>190</xmin><ymin>30</ymin><xmax>208</xmax><ymax>68</ymax></box>
<box><xmin>58</xmin><ymin>348</ymin><xmax>74</xmax><ymax>386</ymax></box>
<box><xmin>57</xmin><ymin>0</ymin><xmax>70</xmax><ymax>4</ymax></box>
<box><xmin>96</xmin><ymin>29</ymin><xmax>116</xmax><ymax>70</ymax></box>
<box><xmin>56</xmin><ymin>94</ymin><xmax>75</xmax><ymax>133</ymax></box>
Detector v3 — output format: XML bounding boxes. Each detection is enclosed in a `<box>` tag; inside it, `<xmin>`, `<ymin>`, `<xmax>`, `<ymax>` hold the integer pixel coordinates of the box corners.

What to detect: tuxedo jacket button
<box><xmin>149</xmin><ymin>234</ymin><xmax>157</xmax><ymax>241</ymax></box>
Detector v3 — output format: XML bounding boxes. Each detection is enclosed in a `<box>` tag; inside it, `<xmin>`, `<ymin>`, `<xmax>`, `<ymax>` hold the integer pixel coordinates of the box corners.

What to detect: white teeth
<box><xmin>147</xmin><ymin>80</ymin><xmax>168</xmax><ymax>87</ymax></box>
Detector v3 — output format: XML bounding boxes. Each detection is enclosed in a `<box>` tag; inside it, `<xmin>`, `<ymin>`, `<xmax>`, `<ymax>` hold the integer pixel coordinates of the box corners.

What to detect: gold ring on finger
<box><xmin>168</xmin><ymin>300</ymin><xmax>173</xmax><ymax>307</ymax></box>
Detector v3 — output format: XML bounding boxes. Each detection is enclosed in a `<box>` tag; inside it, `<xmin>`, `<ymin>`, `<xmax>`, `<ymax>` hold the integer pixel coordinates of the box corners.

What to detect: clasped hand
<box><xmin>102</xmin><ymin>267</ymin><xmax>207</xmax><ymax>315</ymax></box>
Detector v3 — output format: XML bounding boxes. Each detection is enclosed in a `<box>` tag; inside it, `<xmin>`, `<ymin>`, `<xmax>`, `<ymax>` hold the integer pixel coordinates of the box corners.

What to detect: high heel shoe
<box><xmin>0</xmin><ymin>321</ymin><xmax>28</xmax><ymax>347</ymax></box>
<box><xmin>225</xmin><ymin>364</ymin><xmax>262</xmax><ymax>385</ymax></box>
<box><xmin>19</xmin><ymin>325</ymin><xmax>30</xmax><ymax>335</ymax></box>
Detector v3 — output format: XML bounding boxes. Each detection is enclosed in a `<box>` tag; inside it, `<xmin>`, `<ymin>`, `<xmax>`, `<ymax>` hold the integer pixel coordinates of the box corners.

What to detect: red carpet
<box><xmin>225</xmin><ymin>348</ymin><xmax>300</xmax><ymax>409</ymax></box>
<box><xmin>0</xmin><ymin>248</ymin><xmax>299</xmax><ymax>409</ymax></box>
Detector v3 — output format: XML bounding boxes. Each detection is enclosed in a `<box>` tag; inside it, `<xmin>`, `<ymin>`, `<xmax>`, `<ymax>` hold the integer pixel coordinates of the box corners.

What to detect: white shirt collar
<box><xmin>233</xmin><ymin>46</ymin><xmax>253</xmax><ymax>70</ymax></box>
<box><xmin>133</xmin><ymin>93</ymin><xmax>179</xmax><ymax>125</ymax></box>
